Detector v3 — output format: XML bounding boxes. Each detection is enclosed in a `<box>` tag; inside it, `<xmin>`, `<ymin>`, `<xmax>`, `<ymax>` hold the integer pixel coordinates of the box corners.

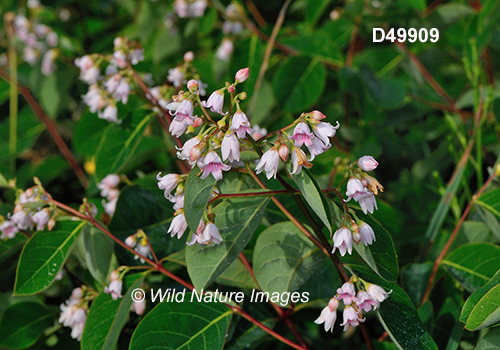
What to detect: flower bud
<box><xmin>309</xmin><ymin>110</ymin><xmax>326</xmax><ymax>121</ymax></box>
<box><xmin>235</xmin><ymin>67</ymin><xmax>249</xmax><ymax>83</ymax></box>
<box><xmin>217</xmin><ymin>119</ymin><xmax>226</xmax><ymax>129</ymax></box>
<box><xmin>227</xmin><ymin>85</ymin><xmax>236</xmax><ymax>93</ymax></box>
<box><xmin>187</xmin><ymin>79</ymin><xmax>198</xmax><ymax>91</ymax></box>
<box><xmin>110</xmin><ymin>270</ymin><xmax>120</xmax><ymax>281</ymax></box>
<box><xmin>279</xmin><ymin>144</ymin><xmax>289</xmax><ymax>161</ymax></box>
<box><xmin>357</xmin><ymin>156</ymin><xmax>378</xmax><ymax>171</ymax></box>
<box><xmin>190</xmin><ymin>145</ymin><xmax>202</xmax><ymax>163</ymax></box>
<box><xmin>48</xmin><ymin>218</ymin><xmax>56</xmax><ymax>231</ymax></box>
<box><xmin>239</xmin><ymin>91</ymin><xmax>247</xmax><ymax>100</ymax></box>
<box><xmin>184</xmin><ymin>51</ymin><xmax>194</xmax><ymax>62</ymax></box>
<box><xmin>125</xmin><ymin>235</ymin><xmax>137</xmax><ymax>248</ymax></box>
<box><xmin>193</xmin><ymin>117</ymin><xmax>204</xmax><ymax>128</ymax></box>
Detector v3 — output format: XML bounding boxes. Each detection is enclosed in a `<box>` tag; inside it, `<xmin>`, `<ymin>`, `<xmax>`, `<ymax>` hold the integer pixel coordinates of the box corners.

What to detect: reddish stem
<box><xmin>0</xmin><ymin>67</ymin><xmax>89</xmax><ymax>188</ymax></box>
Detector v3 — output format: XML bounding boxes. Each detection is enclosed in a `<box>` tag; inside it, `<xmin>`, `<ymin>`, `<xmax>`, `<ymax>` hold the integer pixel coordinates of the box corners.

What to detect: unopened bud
<box><xmin>357</xmin><ymin>156</ymin><xmax>378</xmax><ymax>172</ymax></box>
<box><xmin>48</xmin><ymin>218</ymin><xmax>56</xmax><ymax>231</ymax></box>
<box><xmin>184</xmin><ymin>51</ymin><xmax>194</xmax><ymax>62</ymax></box>
<box><xmin>186</xmin><ymin>125</ymin><xmax>195</xmax><ymax>134</ymax></box>
<box><xmin>239</xmin><ymin>92</ymin><xmax>247</xmax><ymax>100</ymax></box>
<box><xmin>190</xmin><ymin>146</ymin><xmax>202</xmax><ymax>163</ymax></box>
<box><xmin>235</xmin><ymin>67</ymin><xmax>249</xmax><ymax>83</ymax></box>
<box><xmin>228</xmin><ymin>85</ymin><xmax>236</xmax><ymax>93</ymax></box>
<box><xmin>125</xmin><ymin>235</ymin><xmax>137</xmax><ymax>248</ymax></box>
<box><xmin>187</xmin><ymin>79</ymin><xmax>198</xmax><ymax>91</ymax></box>
<box><xmin>110</xmin><ymin>270</ymin><xmax>120</xmax><ymax>281</ymax></box>
<box><xmin>309</xmin><ymin>110</ymin><xmax>326</xmax><ymax>121</ymax></box>
<box><xmin>279</xmin><ymin>144</ymin><xmax>289</xmax><ymax>161</ymax></box>
<box><xmin>217</xmin><ymin>119</ymin><xmax>226</xmax><ymax>129</ymax></box>
<box><xmin>193</xmin><ymin>117</ymin><xmax>204</xmax><ymax>128</ymax></box>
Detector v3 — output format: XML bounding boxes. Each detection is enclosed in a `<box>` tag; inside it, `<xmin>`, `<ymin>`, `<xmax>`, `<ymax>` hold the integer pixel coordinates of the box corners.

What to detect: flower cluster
<box><xmin>332</xmin><ymin>221</ymin><xmax>376</xmax><ymax>256</ymax></box>
<box><xmin>346</xmin><ymin>156</ymin><xmax>384</xmax><ymax>215</ymax></box>
<box><xmin>125</xmin><ymin>229</ymin><xmax>153</xmax><ymax>263</ymax></box>
<box><xmin>103</xmin><ymin>269</ymin><xmax>145</xmax><ymax>315</ymax></box>
<box><xmin>173</xmin><ymin>0</ymin><xmax>207</xmax><ymax>18</ymax></box>
<box><xmin>59</xmin><ymin>287</ymin><xmax>89</xmax><ymax>341</ymax></box>
<box><xmin>1</xmin><ymin>186</ymin><xmax>53</xmax><ymax>240</ymax></box>
<box><xmin>8</xmin><ymin>14</ymin><xmax>59</xmax><ymax>75</ymax></box>
<box><xmin>75</xmin><ymin>37</ymin><xmax>144</xmax><ymax>123</ymax></box>
<box><xmin>166</xmin><ymin>51</ymin><xmax>207</xmax><ymax>94</ymax></box>
<box><xmin>97</xmin><ymin>174</ymin><xmax>121</xmax><ymax>216</ymax></box>
<box><xmin>315</xmin><ymin>278</ymin><xmax>391</xmax><ymax>332</ymax></box>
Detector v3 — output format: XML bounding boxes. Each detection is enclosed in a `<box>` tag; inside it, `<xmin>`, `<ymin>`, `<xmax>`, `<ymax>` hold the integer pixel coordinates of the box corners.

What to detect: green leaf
<box><xmin>361</xmin><ymin>66</ymin><xmax>407</xmax><ymax>110</ymax></box>
<box><xmin>94</xmin><ymin>113</ymin><xmax>157</xmax><ymax>180</ymax></box>
<box><xmin>14</xmin><ymin>221</ymin><xmax>86</xmax><ymax>295</ymax></box>
<box><xmin>129</xmin><ymin>295</ymin><xmax>232</xmax><ymax>350</ymax></box>
<box><xmin>198</xmin><ymin>6</ymin><xmax>217</xmax><ymax>36</ymax></box>
<box><xmin>0</xmin><ymin>234</ymin><xmax>26</xmax><ymax>264</ymax></box>
<box><xmin>442</xmin><ymin>243</ymin><xmax>500</xmax><ymax>292</ymax></box>
<box><xmin>475</xmin><ymin>327</ymin><xmax>500</xmax><ymax>350</ymax></box>
<box><xmin>351</xmin><ymin>265</ymin><xmax>438</xmax><ymax>350</ymax></box>
<box><xmin>184</xmin><ymin>166</ymin><xmax>217</xmax><ymax>233</ymax></box>
<box><xmin>353</xmin><ymin>217</ymin><xmax>399</xmax><ymax>283</ymax></box>
<box><xmin>81</xmin><ymin>273</ymin><xmax>147</xmax><ymax>350</ymax></box>
<box><xmin>459</xmin><ymin>270</ymin><xmax>500</xmax><ymax>330</ymax></box>
<box><xmin>0</xmin><ymin>171</ymin><xmax>9</xmax><ymax>188</ymax></box>
<box><xmin>216</xmin><ymin>258</ymin><xmax>258</xmax><ymax>289</ymax></box>
<box><xmin>0</xmin><ymin>302</ymin><xmax>53</xmax><ymax>349</ymax></box>
<box><xmin>253</xmin><ymin>222</ymin><xmax>324</xmax><ymax>304</ymax></box>
<box><xmin>407</xmin><ymin>0</ymin><xmax>426</xmax><ymax>11</ymax></box>
<box><xmin>186</xmin><ymin>197</ymin><xmax>269</xmax><ymax>291</ymax></box>
<box><xmin>401</xmin><ymin>262</ymin><xmax>433</xmax><ymax>306</ymax></box>
<box><xmin>273</xmin><ymin>57</ymin><xmax>326</xmax><ymax>113</ymax></box>
<box><xmin>82</xmin><ymin>223</ymin><xmax>115</xmax><ymax>285</ymax></box>
<box><xmin>306</xmin><ymin>0</ymin><xmax>332</xmax><ymax>26</ymax></box>
<box><xmin>39</xmin><ymin>74</ymin><xmax>60</xmax><ymax>118</ymax></box>
<box><xmin>291</xmin><ymin>168</ymin><xmax>333</xmax><ymax>234</ymax></box>
<box><xmin>476</xmin><ymin>189</ymin><xmax>500</xmax><ymax>222</ymax></box>
<box><xmin>73</xmin><ymin>111</ymin><xmax>110</xmax><ymax>157</ymax></box>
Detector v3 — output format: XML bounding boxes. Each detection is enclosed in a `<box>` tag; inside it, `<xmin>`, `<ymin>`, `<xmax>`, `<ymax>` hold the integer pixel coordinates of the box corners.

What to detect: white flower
<box><xmin>82</xmin><ymin>85</ymin><xmax>106</xmax><ymax>113</ymax></box>
<box><xmin>134</xmin><ymin>241</ymin><xmax>152</xmax><ymax>263</ymax></box>
<box><xmin>98</xmin><ymin>174</ymin><xmax>120</xmax><ymax>193</ymax></box>
<box><xmin>290</xmin><ymin>122</ymin><xmax>314</xmax><ymax>147</ymax></box>
<box><xmin>167</xmin><ymin>67</ymin><xmax>184</xmax><ymax>88</ymax></box>
<box><xmin>198</xmin><ymin>151</ymin><xmax>231</xmax><ymax>180</ymax></box>
<box><xmin>201</xmin><ymin>90</ymin><xmax>226</xmax><ymax>115</ymax></box>
<box><xmin>98</xmin><ymin>104</ymin><xmax>118</xmax><ymax>123</ymax></box>
<box><xmin>169</xmin><ymin>119</ymin><xmax>189</xmax><ymax>138</ymax></box>
<box><xmin>10</xmin><ymin>210</ymin><xmax>34</xmax><ymax>230</ymax></box>
<box><xmin>313</xmin><ymin>121</ymin><xmax>339</xmax><ymax>145</ymax></box>
<box><xmin>168</xmin><ymin>213</ymin><xmax>188</xmax><ymax>239</ymax></box>
<box><xmin>171</xmin><ymin>99</ymin><xmax>196</xmax><ymax>124</ymax></box>
<box><xmin>216</xmin><ymin>39</ymin><xmax>234</xmax><ymax>61</ymax></box>
<box><xmin>200</xmin><ymin>222</ymin><xmax>223</xmax><ymax>245</ymax></box>
<box><xmin>307</xmin><ymin>136</ymin><xmax>330</xmax><ymax>161</ymax></box>
<box><xmin>31</xmin><ymin>208</ymin><xmax>50</xmax><ymax>231</ymax></box>
<box><xmin>75</xmin><ymin>55</ymin><xmax>100</xmax><ymax>84</ymax></box>
<box><xmin>156</xmin><ymin>173</ymin><xmax>180</xmax><ymax>200</ymax></box>
<box><xmin>103</xmin><ymin>198</ymin><xmax>118</xmax><ymax>216</ymax></box>
<box><xmin>129</xmin><ymin>48</ymin><xmax>144</xmax><ymax>65</ymax></box>
<box><xmin>41</xmin><ymin>49</ymin><xmax>57</xmax><ymax>76</ymax></box>
<box><xmin>221</xmin><ymin>132</ymin><xmax>240</xmax><ymax>162</ymax></box>
<box><xmin>114</xmin><ymin>78</ymin><xmax>130</xmax><ymax>104</ymax></box>
<box><xmin>230</xmin><ymin>111</ymin><xmax>252</xmax><ymax>138</ymax></box>
<box><xmin>235</xmin><ymin>68</ymin><xmax>249</xmax><ymax>83</ymax></box>
<box><xmin>0</xmin><ymin>220</ymin><xmax>19</xmax><ymax>239</ymax></box>
<box><xmin>340</xmin><ymin>305</ymin><xmax>365</xmax><ymax>331</ymax></box>
<box><xmin>366</xmin><ymin>283</ymin><xmax>392</xmax><ymax>304</ymax></box>
<box><xmin>176</xmin><ymin>136</ymin><xmax>201</xmax><ymax>164</ymax></box>
<box><xmin>332</xmin><ymin>226</ymin><xmax>352</xmax><ymax>256</ymax></box>
<box><xmin>250</xmin><ymin>124</ymin><xmax>267</xmax><ymax>140</ymax></box>
<box><xmin>255</xmin><ymin>148</ymin><xmax>279</xmax><ymax>179</ymax></box>
<box><xmin>355</xmin><ymin>290</ymin><xmax>377</xmax><ymax>312</ymax></box>
<box><xmin>290</xmin><ymin>147</ymin><xmax>312</xmax><ymax>175</ymax></box>
<box><xmin>359</xmin><ymin>222</ymin><xmax>375</xmax><ymax>246</ymax></box>
<box><xmin>104</xmin><ymin>280</ymin><xmax>123</xmax><ymax>300</ymax></box>
<box><xmin>314</xmin><ymin>298</ymin><xmax>339</xmax><ymax>332</ymax></box>
<box><xmin>336</xmin><ymin>281</ymin><xmax>356</xmax><ymax>305</ymax></box>
<box><xmin>46</xmin><ymin>32</ymin><xmax>58</xmax><ymax>47</ymax></box>
<box><xmin>357</xmin><ymin>155</ymin><xmax>379</xmax><ymax>171</ymax></box>
<box><xmin>131</xmin><ymin>298</ymin><xmax>146</xmax><ymax>315</ymax></box>
<box><xmin>125</xmin><ymin>235</ymin><xmax>137</xmax><ymax>248</ymax></box>
<box><xmin>23</xmin><ymin>47</ymin><xmax>38</xmax><ymax>65</ymax></box>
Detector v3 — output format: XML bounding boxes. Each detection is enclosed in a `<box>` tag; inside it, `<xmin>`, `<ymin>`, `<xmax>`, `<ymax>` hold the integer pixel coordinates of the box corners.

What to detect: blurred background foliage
<box><xmin>0</xmin><ymin>0</ymin><xmax>500</xmax><ymax>349</ymax></box>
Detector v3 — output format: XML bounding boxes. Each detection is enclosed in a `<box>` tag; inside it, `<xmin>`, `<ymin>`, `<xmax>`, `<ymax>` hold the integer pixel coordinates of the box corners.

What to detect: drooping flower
<box><xmin>340</xmin><ymin>305</ymin><xmax>365</xmax><ymax>331</ymax></box>
<box><xmin>255</xmin><ymin>148</ymin><xmax>280</xmax><ymax>179</ymax></box>
<box><xmin>31</xmin><ymin>208</ymin><xmax>50</xmax><ymax>231</ymax></box>
<box><xmin>355</xmin><ymin>291</ymin><xmax>377</xmax><ymax>312</ymax></box>
<box><xmin>10</xmin><ymin>209</ymin><xmax>34</xmax><ymax>230</ymax></box>
<box><xmin>199</xmin><ymin>222</ymin><xmax>223</xmax><ymax>245</ymax></box>
<box><xmin>103</xmin><ymin>198</ymin><xmax>118</xmax><ymax>216</ymax></box>
<box><xmin>129</xmin><ymin>48</ymin><xmax>144</xmax><ymax>65</ymax></box>
<box><xmin>290</xmin><ymin>122</ymin><xmax>314</xmax><ymax>147</ymax></box>
<box><xmin>358</xmin><ymin>222</ymin><xmax>375</xmax><ymax>246</ymax></box>
<box><xmin>156</xmin><ymin>173</ymin><xmax>180</xmax><ymax>200</ymax></box>
<box><xmin>114</xmin><ymin>78</ymin><xmax>130</xmax><ymax>104</ymax></box>
<box><xmin>98</xmin><ymin>104</ymin><xmax>118</xmax><ymax>123</ymax></box>
<box><xmin>332</xmin><ymin>226</ymin><xmax>352</xmax><ymax>256</ymax></box>
<box><xmin>104</xmin><ymin>280</ymin><xmax>123</xmax><ymax>300</ymax></box>
<box><xmin>125</xmin><ymin>235</ymin><xmax>137</xmax><ymax>248</ymax></box>
<box><xmin>167</xmin><ymin>67</ymin><xmax>184</xmax><ymax>88</ymax></box>
<box><xmin>97</xmin><ymin>174</ymin><xmax>120</xmax><ymax>196</ymax></box>
<box><xmin>59</xmin><ymin>288</ymin><xmax>87</xmax><ymax>341</ymax></box>
<box><xmin>250</xmin><ymin>124</ymin><xmax>267</xmax><ymax>140</ymax></box>
<box><xmin>168</xmin><ymin>213</ymin><xmax>188</xmax><ymax>239</ymax></box>
<box><xmin>336</xmin><ymin>281</ymin><xmax>356</xmax><ymax>305</ymax></box>
<box><xmin>134</xmin><ymin>239</ymin><xmax>152</xmax><ymax>263</ymax></box>
<box><xmin>130</xmin><ymin>298</ymin><xmax>146</xmax><ymax>315</ymax></box>
<box><xmin>221</xmin><ymin>132</ymin><xmax>240</xmax><ymax>162</ymax></box>
<box><xmin>201</xmin><ymin>90</ymin><xmax>226</xmax><ymax>115</ymax></box>
<box><xmin>41</xmin><ymin>49</ymin><xmax>57</xmax><ymax>76</ymax></box>
<box><xmin>313</xmin><ymin>121</ymin><xmax>339</xmax><ymax>145</ymax></box>
<box><xmin>290</xmin><ymin>147</ymin><xmax>312</xmax><ymax>175</ymax></box>
<box><xmin>307</xmin><ymin>136</ymin><xmax>331</xmax><ymax>161</ymax></box>
<box><xmin>357</xmin><ymin>155</ymin><xmax>379</xmax><ymax>172</ymax></box>
<box><xmin>171</xmin><ymin>99</ymin><xmax>196</xmax><ymax>124</ymax></box>
<box><xmin>82</xmin><ymin>85</ymin><xmax>106</xmax><ymax>113</ymax></box>
<box><xmin>365</xmin><ymin>283</ymin><xmax>392</xmax><ymax>306</ymax></box>
<box><xmin>0</xmin><ymin>220</ymin><xmax>19</xmax><ymax>240</ymax></box>
<box><xmin>230</xmin><ymin>111</ymin><xmax>252</xmax><ymax>138</ymax></box>
<box><xmin>169</xmin><ymin>118</ymin><xmax>189</xmax><ymax>138</ymax></box>
<box><xmin>315</xmin><ymin>298</ymin><xmax>339</xmax><ymax>332</ymax></box>
<box><xmin>198</xmin><ymin>151</ymin><xmax>231</xmax><ymax>180</ymax></box>
<box><xmin>216</xmin><ymin>39</ymin><xmax>234</xmax><ymax>61</ymax></box>
<box><xmin>74</xmin><ymin>55</ymin><xmax>100</xmax><ymax>84</ymax></box>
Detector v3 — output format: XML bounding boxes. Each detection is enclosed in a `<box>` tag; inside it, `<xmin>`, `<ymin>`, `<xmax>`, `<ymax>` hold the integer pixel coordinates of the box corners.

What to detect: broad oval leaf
<box><xmin>351</xmin><ymin>265</ymin><xmax>438</xmax><ymax>350</ymax></box>
<box><xmin>292</xmin><ymin>168</ymin><xmax>333</xmax><ymax>234</ymax></box>
<box><xmin>461</xmin><ymin>270</ymin><xmax>500</xmax><ymax>331</ymax></box>
<box><xmin>353</xmin><ymin>216</ymin><xmax>399</xmax><ymax>283</ymax></box>
<box><xmin>273</xmin><ymin>57</ymin><xmax>326</xmax><ymax>113</ymax></box>
<box><xmin>253</xmin><ymin>221</ymin><xmax>325</xmax><ymax>303</ymax></box>
<box><xmin>186</xmin><ymin>197</ymin><xmax>269</xmax><ymax>291</ymax></box>
<box><xmin>184</xmin><ymin>166</ymin><xmax>217</xmax><ymax>233</ymax></box>
<box><xmin>94</xmin><ymin>113</ymin><xmax>158</xmax><ymax>180</ymax></box>
<box><xmin>475</xmin><ymin>327</ymin><xmax>500</xmax><ymax>350</ymax></box>
<box><xmin>82</xmin><ymin>273</ymin><xmax>147</xmax><ymax>350</ymax></box>
<box><xmin>82</xmin><ymin>223</ymin><xmax>115</xmax><ymax>285</ymax></box>
<box><xmin>441</xmin><ymin>243</ymin><xmax>500</xmax><ymax>292</ymax></box>
<box><xmin>0</xmin><ymin>302</ymin><xmax>53</xmax><ymax>349</ymax></box>
<box><xmin>129</xmin><ymin>295</ymin><xmax>232</xmax><ymax>350</ymax></box>
<box><xmin>14</xmin><ymin>220</ymin><xmax>86</xmax><ymax>295</ymax></box>
<box><xmin>476</xmin><ymin>189</ymin><xmax>500</xmax><ymax>222</ymax></box>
